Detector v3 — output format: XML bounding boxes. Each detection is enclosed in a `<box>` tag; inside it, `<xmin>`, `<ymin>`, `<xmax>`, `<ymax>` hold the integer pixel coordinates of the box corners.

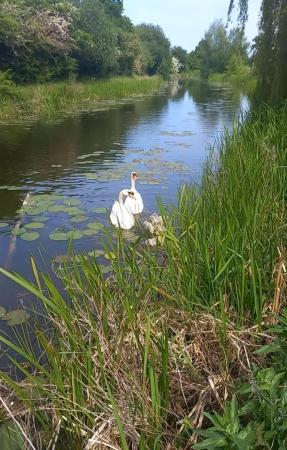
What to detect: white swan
<box><xmin>124</xmin><ymin>172</ymin><xmax>144</xmax><ymax>214</ymax></box>
<box><xmin>110</xmin><ymin>189</ymin><xmax>135</xmax><ymax>230</ymax></box>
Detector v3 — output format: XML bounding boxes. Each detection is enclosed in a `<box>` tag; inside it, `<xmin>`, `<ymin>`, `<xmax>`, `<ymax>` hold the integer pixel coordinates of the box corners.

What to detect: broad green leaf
<box><xmin>11</xmin><ymin>227</ymin><xmax>26</xmax><ymax>236</ymax></box>
<box><xmin>88</xmin><ymin>249</ymin><xmax>105</xmax><ymax>257</ymax></box>
<box><xmin>66</xmin><ymin>230</ymin><xmax>84</xmax><ymax>239</ymax></box>
<box><xmin>48</xmin><ymin>205</ymin><xmax>63</xmax><ymax>213</ymax></box>
<box><xmin>49</xmin><ymin>231</ymin><xmax>68</xmax><ymax>241</ymax></box>
<box><xmin>20</xmin><ymin>232</ymin><xmax>40</xmax><ymax>241</ymax></box>
<box><xmin>25</xmin><ymin>222</ymin><xmax>45</xmax><ymax>229</ymax></box>
<box><xmin>83</xmin><ymin>228</ymin><xmax>99</xmax><ymax>236</ymax></box>
<box><xmin>87</xmin><ymin>222</ymin><xmax>105</xmax><ymax>230</ymax></box>
<box><xmin>70</xmin><ymin>216</ymin><xmax>88</xmax><ymax>223</ymax></box>
<box><xmin>93</xmin><ymin>207</ymin><xmax>108</xmax><ymax>214</ymax></box>
<box><xmin>0</xmin><ymin>222</ymin><xmax>8</xmax><ymax>228</ymax></box>
<box><xmin>0</xmin><ymin>306</ymin><xmax>7</xmax><ymax>317</ymax></box>
<box><xmin>63</xmin><ymin>198</ymin><xmax>81</xmax><ymax>206</ymax></box>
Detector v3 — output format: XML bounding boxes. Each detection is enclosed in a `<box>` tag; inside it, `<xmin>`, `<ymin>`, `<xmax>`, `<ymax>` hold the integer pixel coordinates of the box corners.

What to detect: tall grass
<box><xmin>0</xmin><ymin>76</ymin><xmax>164</xmax><ymax>122</ymax></box>
<box><xmin>0</xmin><ymin>106</ymin><xmax>286</xmax><ymax>448</ymax></box>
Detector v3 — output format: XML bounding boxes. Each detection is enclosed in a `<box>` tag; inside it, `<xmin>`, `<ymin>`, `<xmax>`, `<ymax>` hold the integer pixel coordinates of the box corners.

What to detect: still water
<box><xmin>0</xmin><ymin>80</ymin><xmax>249</xmax><ymax>333</ymax></box>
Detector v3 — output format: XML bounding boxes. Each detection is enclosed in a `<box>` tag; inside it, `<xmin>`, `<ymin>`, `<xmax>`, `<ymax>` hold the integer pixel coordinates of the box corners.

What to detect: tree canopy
<box><xmin>0</xmin><ymin>0</ymin><xmax>173</xmax><ymax>83</ymax></box>
<box><xmin>194</xmin><ymin>20</ymin><xmax>249</xmax><ymax>79</ymax></box>
<box><xmin>229</xmin><ymin>0</ymin><xmax>287</xmax><ymax>103</ymax></box>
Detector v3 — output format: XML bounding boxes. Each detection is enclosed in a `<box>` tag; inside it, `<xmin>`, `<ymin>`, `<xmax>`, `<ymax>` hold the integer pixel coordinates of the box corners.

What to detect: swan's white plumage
<box><xmin>110</xmin><ymin>189</ymin><xmax>135</xmax><ymax>230</ymax></box>
<box><xmin>124</xmin><ymin>172</ymin><xmax>144</xmax><ymax>214</ymax></box>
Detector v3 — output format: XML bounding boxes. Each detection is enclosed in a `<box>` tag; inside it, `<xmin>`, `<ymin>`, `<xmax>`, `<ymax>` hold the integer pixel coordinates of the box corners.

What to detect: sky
<box><xmin>123</xmin><ymin>0</ymin><xmax>262</xmax><ymax>51</ymax></box>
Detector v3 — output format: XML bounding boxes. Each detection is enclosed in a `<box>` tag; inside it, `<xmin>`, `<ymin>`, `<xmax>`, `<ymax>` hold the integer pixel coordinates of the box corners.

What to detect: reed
<box><xmin>0</xmin><ymin>76</ymin><xmax>164</xmax><ymax>122</ymax></box>
<box><xmin>0</xmin><ymin>106</ymin><xmax>286</xmax><ymax>448</ymax></box>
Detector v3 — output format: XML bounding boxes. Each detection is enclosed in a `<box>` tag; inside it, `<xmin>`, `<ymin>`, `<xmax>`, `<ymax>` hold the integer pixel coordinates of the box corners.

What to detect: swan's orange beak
<box><xmin>132</xmin><ymin>172</ymin><xmax>139</xmax><ymax>180</ymax></box>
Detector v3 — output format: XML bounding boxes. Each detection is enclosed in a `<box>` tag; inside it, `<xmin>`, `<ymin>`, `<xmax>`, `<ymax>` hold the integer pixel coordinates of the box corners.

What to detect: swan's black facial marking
<box><xmin>132</xmin><ymin>172</ymin><xmax>139</xmax><ymax>180</ymax></box>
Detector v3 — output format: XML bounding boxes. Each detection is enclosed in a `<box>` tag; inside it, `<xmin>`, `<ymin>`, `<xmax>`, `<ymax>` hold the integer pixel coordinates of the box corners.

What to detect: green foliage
<box><xmin>197</xmin><ymin>313</ymin><xmax>287</xmax><ymax>449</ymax></box>
<box><xmin>195</xmin><ymin>20</ymin><xmax>249</xmax><ymax>79</ymax></box>
<box><xmin>0</xmin><ymin>0</ymin><xmax>173</xmax><ymax>83</ymax></box>
<box><xmin>0</xmin><ymin>106</ymin><xmax>286</xmax><ymax>447</ymax></box>
<box><xmin>135</xmin><ymin>24</ymin><xmax>171</xmax><ymax>78</ymax></box>
<box><xmin>193</xmin><ymin>396</ymin><xmax>256</xmax><ymax>449</ymax></box>
<box><xmin>229</xmin><ymin>0</ymin><xmax>287</xmax><ymax>103</ymax></box>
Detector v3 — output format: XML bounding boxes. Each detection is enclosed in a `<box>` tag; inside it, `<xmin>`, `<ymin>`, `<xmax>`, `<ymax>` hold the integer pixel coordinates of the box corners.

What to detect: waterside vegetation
<box><xmin>0</xmin><ymin>106</ymin><xmax>286</xmax><ymax>448</ymax></box>
<box><xmin>0</xmin><ymin>75</ymin><xmax>165</xmax><ymax>122</ymax></box>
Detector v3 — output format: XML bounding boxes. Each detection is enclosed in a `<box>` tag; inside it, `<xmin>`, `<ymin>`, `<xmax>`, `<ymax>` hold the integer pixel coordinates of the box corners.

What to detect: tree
<box><xmin>196</xmin><ymin>20</ymin><xmax>231</xmax><ymax>78</ymax></box>
<box><xmin>195</xmin><ymin>20</ymin><xmax>249</xmax><ymax>79</ymax></box>
<box><xmin>135</xmin><ymin>24</ymin><xmax>171</xmax><ymax>78</ymax></box>
<box><xmin>171</xmin><ymin>46</ymin><xmax>188</xmax><ymax>72</ymax></box>
<box><xmin>228</xmin><ymin>0</ymin><xmax>287</xmax><ymax>103</ymax></box>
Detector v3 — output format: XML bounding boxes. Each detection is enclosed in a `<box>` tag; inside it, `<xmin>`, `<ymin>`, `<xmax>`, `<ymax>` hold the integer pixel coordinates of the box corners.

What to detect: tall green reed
<box><xmin>0</xmin><ymin>106</ymin><xmax>286</xmax><ymax>447</ymax></box>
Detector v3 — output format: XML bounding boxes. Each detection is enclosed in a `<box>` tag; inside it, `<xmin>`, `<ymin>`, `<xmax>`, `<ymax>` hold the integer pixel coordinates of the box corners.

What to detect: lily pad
<box><xmin>101</xmin><ymin>265</ymin><xmax>113</xmax><ymax>274</ymax></box>
<box><xmin>48</xmin><ymin>205</ymin><xmax>63</xmax><ymax>213</ymax></box>
<box><xmin>104</xmin><ymin>252</ymin><xmax>117</xmax><ymax>260</ymax></box>
<box><xmin>26</xmin><ymin>207</ymin><xmax>47</xmax><ymax>216</ymax></box>
<box><xmin>66</xmin><ymin>230</ymin><xmax>84</xmax><ymax>239</ymax></box>
<box><xmin>0</xmin><ymin>306</ymin><xmax>6</xmax><ymax>318</ymax></box>
<box><xmin>3</xmin><ymin>309</ymin><xmax>30</xmax><ymax>326</ymax></box>
<box><xmin>11</xmin><ymin>227</ymin><xmax>26</xmax><ymax>236</ymax></box>
<box><xmin>20</xmin><ymin>231</ymin><xmax>40</xmax><ymax>241</ymax></box>
<box><xmin>70</xmin><ymin>216</ymin><xmax>88</xmax><ymax>223</ymax></box>
<box><xmin>82</xmin><ymin>228</ymin><xmax>99</xmax><ymax>236</ymax></box>
<box><xmin>88</xmin><ymin>249</ymin><xmax>105</xmax><ymax>257</ymax></box>
<box><xmin>63</xmin><ymin>198</ymin><xmax>81</xmax><ymax>206</ymax></box>
<box><xmin>87</xmin><ymin>222</ymin><xmax>105</xmax><ymax>230</ymax></box>
<box><xmin>34</xmin><ymin>216</ymin><xmax>49</xmax><ymax>222</ymax></box>
<box><xmin>49</xmin><ymin>231</ymin><xmax>68</xmax><ymax>241</ymax></box>
<box><xmin>25</xmin><ymin>222</ymin><xmax>45</xmax><ymax>229</ymax></box>
<box><xmin>0</xmin><ymin>222</ymin><xmax>8</xmax><ymax>228</ymax></box>
<box><xmin>64</xmin><ymin>207</ymin><xmax>85</xmax><ymax>216</ymax></box>
<box><xmin>93</xmin><ymin>207</ymin><xmax>108</xmax><ymax>214</ymax></box>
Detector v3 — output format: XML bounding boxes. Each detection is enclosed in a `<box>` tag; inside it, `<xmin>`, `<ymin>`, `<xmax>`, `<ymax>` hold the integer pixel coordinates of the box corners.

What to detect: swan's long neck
<box><xmin>131</xmin><ymin>176</ymin><xmax>136</xmax><ymax>190</ymax></box>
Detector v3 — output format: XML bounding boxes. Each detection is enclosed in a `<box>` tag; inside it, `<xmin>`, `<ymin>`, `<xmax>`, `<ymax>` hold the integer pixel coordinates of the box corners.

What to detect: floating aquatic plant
<box><xmin>63</xmin><ymin>199</ymin><xmax>81</xmax><ymax>206</ymax></box>
<box><xmin>11</xmin><ymin>227</ymin><xmax>26</xmax><ymax>236</ymax></box>
<box><xmin>25</xmin><ymin>222</ymin><xmax>45</xmax><ymax>229</ymax></box>
<box><xmin>49</xmin><ymin>231</ymin><xmax>68</xmax><ymax>241</ymax></box>
<box><xmin>87</xmin><ymin>222</ymin><xmax>105</xmax><ymax>230</ymax></box>
<box><xmin>20</xmin><ymin>231</ymin><xmax>40</xmax><ymax>241</ymax></box>
<box><xmin>82</xmin><ymin>229</ymin><xmax>99</xmax><ymax>236</ymax></box>
<box><xmin>70</xmin><ymin>216</ymin><xmax>88</xmax><ymax>223</ymax></box>
<box><xmin>93</xmin><ymin>207</ymin><xmax>107</xmax><ymax>214</ymax></box>
<box><xmin>0</xmin><ymin>223</ymin><xmax>9</xmax><ymax>228</ymax></box>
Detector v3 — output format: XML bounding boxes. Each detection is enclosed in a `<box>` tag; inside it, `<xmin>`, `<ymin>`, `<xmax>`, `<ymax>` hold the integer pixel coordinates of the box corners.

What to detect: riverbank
<box><xmin>0</xmin><ymin>76</ymin><xmax>165</xmax><ymax>123</ymax></box>
<box><xmin>208</xmin><ymin>71</ymin><xmax>257</xmax><ymax>92</ymax></box>
<box><xmin>0</xmin><ymin>106</ymin><xmax>286</xmax><ymax>448</ymax></box>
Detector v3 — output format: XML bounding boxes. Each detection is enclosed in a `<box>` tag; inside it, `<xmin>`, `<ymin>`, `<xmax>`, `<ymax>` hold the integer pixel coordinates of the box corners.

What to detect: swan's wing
<box><xmin>124</xmin><ymin>196</ymin><xmax>137</xmax><ymax>215</ymax></box>
<box><xmin>110</xmin><ymin>201</ymin><xmax>122</xmax><ymax>227</ymax></box>
<box><xmin>136</xmin><ymin>193</ymin><xmax>144</xmax><ymax>213</ymax></box>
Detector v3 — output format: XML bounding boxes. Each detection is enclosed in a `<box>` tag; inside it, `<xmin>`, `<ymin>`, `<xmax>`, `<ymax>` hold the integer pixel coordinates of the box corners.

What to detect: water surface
<box><xmin>0</xmin><ymin>80</ymin><xmax>249</xmax><ymax>333</ymax></box>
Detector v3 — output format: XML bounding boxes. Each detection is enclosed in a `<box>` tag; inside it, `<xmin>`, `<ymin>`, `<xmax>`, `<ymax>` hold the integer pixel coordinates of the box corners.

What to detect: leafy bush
<box><xmin>195</xmin><ymin>312</ymin><xmax>287</xmax><ymax>449</ymax></box>
<box><xmin>0</xmin><ymin>71</ymin><xmax>20</xmax><ymax>98</ymax></box>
